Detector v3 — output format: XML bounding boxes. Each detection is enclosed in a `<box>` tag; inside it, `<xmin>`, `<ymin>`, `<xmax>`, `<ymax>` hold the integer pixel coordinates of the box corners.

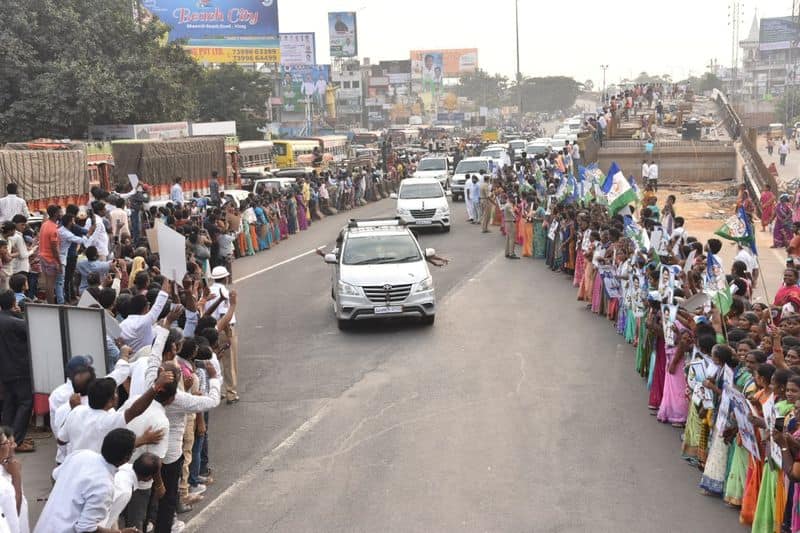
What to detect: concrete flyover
<box><xmin>597</xmin><ymin>139</ymin><xmax>738</xmax><ymax>182</ymax></box>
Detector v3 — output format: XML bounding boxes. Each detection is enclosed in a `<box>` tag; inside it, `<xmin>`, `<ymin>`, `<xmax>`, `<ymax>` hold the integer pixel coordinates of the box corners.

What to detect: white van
<box><xmin>412</xmin><ymin>156</ymin><xmax>450</xmax><ymax>188</ymax></box>
<box><xmin>392</xmin><ymin>177</ymin><xmax>450</xmax><ymax>232</ymax></box>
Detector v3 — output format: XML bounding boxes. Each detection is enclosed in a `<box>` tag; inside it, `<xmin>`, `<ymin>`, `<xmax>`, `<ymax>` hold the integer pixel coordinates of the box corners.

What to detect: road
<box><xmin>183</xmin><ymin>197</ymin><xmax>741</xmax><ymax>532</ymax></box>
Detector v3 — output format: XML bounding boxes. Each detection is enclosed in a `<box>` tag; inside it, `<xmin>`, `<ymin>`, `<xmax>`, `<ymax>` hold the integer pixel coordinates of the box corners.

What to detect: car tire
<box><xmin>421</xmin><ymin>315</ymin><xmax>435</xmax><ymax>326</ymax></box>
<box><xmin>442</xmin><ymin>225</ymin><xmax>450</xmax><ymax>233</ymax></box>
<box><xmin>337</xmin><ymin>318</ymin><xmax>351</xmax><ymax>331</ymax></box>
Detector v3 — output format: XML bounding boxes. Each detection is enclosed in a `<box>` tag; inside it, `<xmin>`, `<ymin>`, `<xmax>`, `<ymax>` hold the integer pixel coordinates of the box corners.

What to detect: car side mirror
<box><xmin>390</xmin><ymin>193</ymin><xmax>398</xmax><ymax>199</ymax></box>
<box><xmin>324</xmin><ymin>253</ymin><xmax>337</xmax><ymax>264</ymax></box>
<box><xmin>445</xmin><ymin>190</ymin><xmax>452</xmax><ymax>197</ymax></box>
<box><xmin>425</xmin><ymin>248</ymin><xmax>436</xmax><ymax>258</ymax></box>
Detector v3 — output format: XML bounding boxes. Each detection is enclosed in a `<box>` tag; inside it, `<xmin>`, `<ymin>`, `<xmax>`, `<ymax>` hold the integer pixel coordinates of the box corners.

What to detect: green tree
<box><xmin>455</xmin><ymin>69</ymin><xmax>509</xmax><ymax>108</ymax></box>
<box><xmin>0</xmin><ymin>0</ymin><xmax>202</xmax><ymax>141</ymax></box>
<box><xmin>512</xmin><ymin>76</ymin><xmax>580</xmax><ymax>113</ymax></box>
<box><xmin>698</xmin><ymin>72</ymin><xmax>723</xmax><ymax>92</ymax></box>
<box><xmin>195</xmin><ymin>65</ymin><xmax>272</xmax><ymax>140</ymax></box>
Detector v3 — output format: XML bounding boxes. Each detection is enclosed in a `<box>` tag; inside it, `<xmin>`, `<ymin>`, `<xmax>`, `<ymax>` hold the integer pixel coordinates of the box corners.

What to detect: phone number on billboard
<box><xmin>188</xmin><ymin>47</ymin><xmax>280</xmax><ymax>63</ymax></box>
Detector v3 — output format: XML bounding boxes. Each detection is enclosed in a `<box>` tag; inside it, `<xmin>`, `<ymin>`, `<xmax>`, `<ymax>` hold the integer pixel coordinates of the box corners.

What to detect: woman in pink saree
<box><xmin>760</xmin><ymin>184</ymin><xmax>776</xmax><ymax>232</ymax></box>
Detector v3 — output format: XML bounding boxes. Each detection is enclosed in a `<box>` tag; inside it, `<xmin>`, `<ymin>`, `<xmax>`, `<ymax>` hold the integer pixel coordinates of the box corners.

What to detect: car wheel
<box><xmin>442</xmin><ymin>225</ymin><xmax>450</xmax><ymax>233</ymax></box>
<box><xmin>421</xmin><ymin>315</ymin><xmax>435</xmax><ymax>326</ymax></box>
<box><xmin>337</xmin><ymin>318</ymin><xmax>351</xmax><ymax>331</ymax></box>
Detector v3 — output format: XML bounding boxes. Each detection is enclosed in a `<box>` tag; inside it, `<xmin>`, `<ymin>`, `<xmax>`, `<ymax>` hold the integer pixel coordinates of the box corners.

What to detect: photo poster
<box><xmin>156</xmin><ymin>222</ymin><xmax>187</xmax><ymax>282</ymax></box>
<box><xmin>730</xmin><ymin>389</ymin><xmax>760</xmax><ymax>460</ymax></box>
<box><xmin>762</xmin><ymin>394</ymin><xmax>783</xmax><ymax>467</ymax></box>
<box><xmin>704</xmin><ymin>252</ymin><xmax>726</xmax><ymax>295</ymax></box>
<box><xmin>715</xmin><ymin>386</ymin><xmax>733</xmax><ymax>435</ymax></box>
<box><xmin>280</xmin><ymin>64</ymin><xmax>330</xmax><ymax>113</ymax></box>
<box><xmin>547</xmin><ymin>220</ymin><xmax>559</xmax><ymax>240</ymax></box>
<box><xmin>650</xmin><ymin>227</ymin><xmax>663</xmax><ymax>254</ymax></box>
<box><xmin>632</xmin><ymin>273</ymin><xmax>647</xmax><ymax>318</ymax></box>
<box><xmin>684</xmin><ymin>249</ymin><xmax>696</xmax><ymax>274</ymax></box>
<box><xmin>661</xmin><ymin>303</ymin><xmax>678</xmax><ymax>347</ymax></box>
<box><xmin>688</xmin><ymin>358</ymin><xmax>707</xmax><ymax>406</ymax></box>
<box><xmin>657</xmin><ymin>265</ymin><xmax>675</xmax><ymax>303</ymax></box>
<box><xmin>600</xmin><ymin>266</ymin><xmax>622</xmax><ymax>299</ymax></box>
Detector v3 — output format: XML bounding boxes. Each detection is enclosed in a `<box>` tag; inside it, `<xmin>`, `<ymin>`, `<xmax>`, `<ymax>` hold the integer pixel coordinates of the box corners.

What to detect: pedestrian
<box><xmin>760</xmin><ymin>184</ymin><xmax>776</xmax><ymax>232</ymax></box>
<box><xmin>0</xmin><ymin>290</ymin><xmax>31</xmax><ymax>454</ymax></box>
<box><xmin>209</xmin><ymin>170</ymin><xmax>221</xmax><ymax>207</ymax></box>
<box><xmin>0</xmin><ymin>425</ymin><xmax>28</xmax><ymax>533</ymax></box>
<box><xmin>0</xmin><ymin>185</ymin><xmax>29</xmax><ymax>225</ymax></box>
<box><xmin>171</xmin><ymin>177</ymin><xmax>184</xmax><ymax>207</ymax></box>
<box><xmin>466</xmin><ymin>175</ymin><xmax>480</xmax><ymax>224</ymax></box>
<box><xmin>647</xmin><ymin>160</ymin><xmax>658</xmax><ymax>192</ymax></box>
<box><xmin>503</xmin><ymin>195</ymin><xmax>519</xmax><ymax>259</ymax></box>
<box><xmin>479</xmin><ymin>175</ymin><xmax>492</xmax><ymax>233</ymax></box>
<box><xmin>767</xmin><ymin>136</ymin><xmax>774</xmax><ymax>156</ymax></box>
<box><xmin>780</xmin><ymin>139</ymin><xmax>790</xmax><ymax>166</ymax></box>
<box><xmin>34</xmin><ymin>429</ymin><xmax>139</xmax><ymax>533</ymax></box>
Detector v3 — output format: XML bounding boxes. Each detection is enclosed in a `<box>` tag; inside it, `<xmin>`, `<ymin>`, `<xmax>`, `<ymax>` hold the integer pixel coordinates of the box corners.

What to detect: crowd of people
<box><xmin>0</xmin><ymin>166</ymin><xmax>391</xmax><ymax>533</ymax></box>
<box><xmin>468</xmin><ymin>145</ymin><xmax>800</xmax><ymax>531</ymax></box>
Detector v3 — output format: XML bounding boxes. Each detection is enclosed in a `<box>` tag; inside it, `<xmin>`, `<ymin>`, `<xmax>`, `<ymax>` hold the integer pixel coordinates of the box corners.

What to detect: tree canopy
<box><xmin>195</xmin><ymin>65</ymin><xmax>272</xmax><ymax>141</ymax></box>
<box><xmin>0</xmin><ymin>0</ymin><xmax>205</xmax><ymax>141</ymax></box>
<box><xmin>455</xmin><ymin>70</ymin><xmax>509</xmax><ymax>109</ymax></box>
<box><xmin>513</xmin><ymin>76</ymin><xmax>581</xmax><ymax>113</ymax></box>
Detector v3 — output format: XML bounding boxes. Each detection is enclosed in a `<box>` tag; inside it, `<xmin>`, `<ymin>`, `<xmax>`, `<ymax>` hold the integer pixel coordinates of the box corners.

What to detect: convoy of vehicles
<box><xmin>392</xmin><ymin>177</ymin><xmax>450</xmax><ymax>232</ymax></box>
<box><xmin>324</xmin><ymin>218</ymin><xmax>437</xmax><ymax>329</ymax></box>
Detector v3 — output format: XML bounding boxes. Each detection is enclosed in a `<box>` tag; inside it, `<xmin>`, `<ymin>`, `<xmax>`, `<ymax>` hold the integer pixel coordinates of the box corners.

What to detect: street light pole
<box><xmin>600</xmin><ymin>65</ymin><xmax>609</xmax><ymax>104</ymax></box>
<box><xmin>515</xmin><ymin>0</ymin><xmax>522</xmax><ymax>117</ymax></box>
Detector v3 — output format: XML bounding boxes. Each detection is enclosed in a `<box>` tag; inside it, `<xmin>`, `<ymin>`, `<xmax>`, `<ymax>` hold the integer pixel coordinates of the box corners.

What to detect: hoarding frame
<box><xmin>328</xmin><ymin>12</ymin><xmax>358</xmax><ymax>58</ymax></box>
<box><xmin>280</xmin><ymin>32</ymin><xmax>316</xmax><ymax>66</ymax></box>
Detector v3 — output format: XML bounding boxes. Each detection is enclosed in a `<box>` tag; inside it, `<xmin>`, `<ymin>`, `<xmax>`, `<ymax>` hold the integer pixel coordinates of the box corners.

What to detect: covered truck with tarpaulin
<box><xmin>111</xmin><ymin>137</ymin><xmax>227</xmax><ymax>196</ymax></box>
<box><xmin>0</xmin><ymin>141</ymin><xmax>90</xmax><ymax>209</ymax></box>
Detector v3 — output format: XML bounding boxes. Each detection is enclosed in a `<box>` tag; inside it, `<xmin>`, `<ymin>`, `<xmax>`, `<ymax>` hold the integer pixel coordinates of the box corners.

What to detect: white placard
<box><xmin>77</xmin><ymin>290</ymin><xmax>122</xmax><ymax>340</ymax></box>
<box><xmin>156</xmin><ymin>222</ymin><xmax>187</xmax><ymax>282</ymax></box>
<box><xmin>26</xmin><ymin>305</ymin><xmax>65</xmax><ymax>394</ymax></box>
<box><xmin>128</xmin><ymin>174</ymin><xmax>139</xmax><ymax>190</ymax></box>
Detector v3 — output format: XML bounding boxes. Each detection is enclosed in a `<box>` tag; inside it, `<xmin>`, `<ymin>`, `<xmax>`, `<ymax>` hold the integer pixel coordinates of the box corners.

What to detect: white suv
<box><xmin>392</xmin><ymin>178</ymin><xmax>450</xmax><ymax>232</ymax></box>
<box><xmin>451</xmin><ymin>156</ymin><xmax>492</xmax><ymax>201</ymax></box>
<box><xmin>325</xmin><ymin>219</ymin><xmax>437</xmax><ymax>329</ymax></box>
<box><xmin>411</xmin><ymin>156</ymin><xmax>450</xmax><ymax>188</ymax></box>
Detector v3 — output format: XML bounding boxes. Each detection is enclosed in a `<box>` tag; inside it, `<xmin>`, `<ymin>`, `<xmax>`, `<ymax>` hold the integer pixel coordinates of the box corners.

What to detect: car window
<box><xmin>342</xmin><ymin>235</ymin><xmax>422</xmax><ymax>265</ymax></box>
<box><xmin>399</xmin><ymin>183</ymin><xmax>443</xmax><ymax>199</ymax></box>
<box><xmin>417</xmin><ymin>159</ymin><xmax>446</xmax><ymax>171</ymax></box>
<box><xmin>480</xmin><ymin>149</ymin><xmax>504</xmax><ymax>158</ymax></box>
<box><xmin>455</xmin><ymin>160</ymin><xmax>489</xmax><ymax>173</ymax></box>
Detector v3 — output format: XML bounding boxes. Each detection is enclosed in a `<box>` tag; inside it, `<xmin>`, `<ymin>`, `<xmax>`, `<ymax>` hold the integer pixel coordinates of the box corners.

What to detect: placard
<box><xmin>128</xmin><ymin>173</ymin><xmax>139</xmax><ymax>190</ymax></box>
<box><xmin>78</xmin><ymin>290</ymin><xmax>123</xmax><ymax>340</ymax></box>
<box><xmin>156</xmin><ymin>222</ymin><xmax>187</xmax><ymax>282</ymax></box>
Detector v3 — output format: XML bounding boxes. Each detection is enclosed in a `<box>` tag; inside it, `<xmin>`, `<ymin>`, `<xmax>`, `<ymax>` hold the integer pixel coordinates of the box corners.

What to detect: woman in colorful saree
<box><xmin>774</xmin><ymin>194</ymin><xmax>793</xmax><ymax>248</ymax></box>
<box><xmin>657</xmin><ymin>326</ymin><xmax>691</xmax><ymax>426</ymax></box>
<box><xmin>760</xmin><ymin>184</ymin><xmax>776</xmax><ymax>232</ymax></box>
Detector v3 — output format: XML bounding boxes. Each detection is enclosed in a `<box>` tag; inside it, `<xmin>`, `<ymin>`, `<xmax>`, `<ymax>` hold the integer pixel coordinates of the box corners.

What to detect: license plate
<box><xmin>415</xmin><ymin>220</ymin><xmax>432</xmax><ymax>225</ymax></box>
<box><xmin>374</xmin><ymin>305</ymin><xmax>402</xmax><ymax>315</ymax></box>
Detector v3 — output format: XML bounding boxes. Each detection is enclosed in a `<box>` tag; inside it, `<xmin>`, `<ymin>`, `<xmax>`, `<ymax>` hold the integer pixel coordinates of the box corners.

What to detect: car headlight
<box><xmin>397</xmin><ymin>207</ymin><xmax>410</xmax><ymax>215</ymax></box>
<box><xmin>436</xmin><ymin>206</ymin><xmax>449</xmax><ymax>215</ymax></box>
<box><xmin>337</xmin><ymin>280</ymin><xmax>361</xmax><ymax>297</ymax></box>
<box><xmin>413</xmin><ymin>276</ymin><xmax>434</xmax><ymax>293</ymax></box>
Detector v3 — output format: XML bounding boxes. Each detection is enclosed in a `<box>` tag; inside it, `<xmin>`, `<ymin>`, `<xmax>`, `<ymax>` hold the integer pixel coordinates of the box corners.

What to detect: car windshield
<box><xmin>342</xmin><ymin>235</ymin><xmax>422</xmax><ymax>265</ymax></box>
<box><xmin>417</xmin><ymin>159</ymin><xmax>446</xmax><ymax>171</ymax></box>
<box><xmin>455</xmin><ymin>161</ymin><xmax>488</xmax><ymax>173</ymax></box>
<box><xmin>399</xmin><ymin>183</ymin><xmax>443</xmax><ymax>199</ymax></box>
<box><xmin>509</xmin><ymin>141</ymin><xmax>526</xmax><ymax>149</ymax></box>
<box><xmin>481</xmin><ymin>149</ymin><xmax>504</xmax><ymax>158</ymax></box>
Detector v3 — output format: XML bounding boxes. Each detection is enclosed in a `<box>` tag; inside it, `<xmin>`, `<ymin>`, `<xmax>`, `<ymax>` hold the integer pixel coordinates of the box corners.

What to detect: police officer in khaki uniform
<box><xmin>479</xmin><ymin>175</ymin><xmax>492</xmax><ymax>233</ymax></box>
<box><xmin>503</xmin><ymin>195</ymin><xmax>519</xmax><ymax>259</ymax></box>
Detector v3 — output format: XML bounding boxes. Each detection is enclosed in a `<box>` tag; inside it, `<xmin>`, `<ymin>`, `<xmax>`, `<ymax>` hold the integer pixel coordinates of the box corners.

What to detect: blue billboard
<box><xmin>141</xmin><ymin>0</ymin><xmax>280</xmax><ymax>44</ymax></box>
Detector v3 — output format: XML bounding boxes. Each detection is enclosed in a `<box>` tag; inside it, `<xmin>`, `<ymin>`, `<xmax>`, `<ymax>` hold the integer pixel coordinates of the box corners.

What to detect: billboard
<box><xmin>280</xmin><ymin>65</ymin><xmax>330</xmax><ymax>113</ymax></box>
<box><xmin>759</xmin><ymin>17</ymin><xmax>800</xmax><ymax>50</ymax></box>
<box><xmin>141</xmin><ymin>0</ymin><xmax>280</xmax><ymax>63</ymax></box>
<box><xmin>280</xmin><ymin>32</ymin><xmax>316</xmax><ymax>66</ymax></box>
<box><xmin>328</xmin><ymin>12</ymin><xmax>358</xmax><ymax>57</ymax></box>
<box><xmin>410</xmin><ymin>49</ymin><xmax>479</xmax><ymax>78</ymax></box>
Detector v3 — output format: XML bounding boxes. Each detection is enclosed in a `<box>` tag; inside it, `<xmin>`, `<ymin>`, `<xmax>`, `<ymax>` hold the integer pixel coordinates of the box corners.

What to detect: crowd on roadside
<box><xmin>0</xmin><ymin>164</ymin><xmax>392</xmax><ymax>533</ymax></box>
<box><xmin>457</xmin><ymin>144</ymin><xmax>800</xmax><ymax>532</ymax></box>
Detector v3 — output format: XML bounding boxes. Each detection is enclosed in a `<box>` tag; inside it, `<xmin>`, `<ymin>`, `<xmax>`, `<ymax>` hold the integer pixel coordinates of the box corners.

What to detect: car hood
<box><xmin>396</xmin><ymin>196</ymin><xmax>447</xmax><ymax>210</ymax></box>
<box><xmin>412</xmin><ymin>170</ymin><xmax>447</xmax><ymax>178</ymax></box>
<box><xmin>340</xmin><ymin>261</ymin><xmax>430</xmax><ymax>286</ymax></box>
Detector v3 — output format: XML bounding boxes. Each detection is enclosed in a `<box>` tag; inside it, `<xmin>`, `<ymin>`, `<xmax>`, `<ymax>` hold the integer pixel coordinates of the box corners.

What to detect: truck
<box><xmin>111</xmin><ymin>137</ymin><xmax>227</xmax><ymax>196</ymax></box>
<box><xmin>0</xmin><ymin>141</ymin><xmax>90</xmax><ymax>207</ymax></box>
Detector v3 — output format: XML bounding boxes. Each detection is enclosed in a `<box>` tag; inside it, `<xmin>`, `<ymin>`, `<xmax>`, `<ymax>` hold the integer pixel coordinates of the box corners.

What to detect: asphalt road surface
<box><xmin>185</xmin><ymin>197</ymin><xmax>741</xmax><ymax>532</ymax></box>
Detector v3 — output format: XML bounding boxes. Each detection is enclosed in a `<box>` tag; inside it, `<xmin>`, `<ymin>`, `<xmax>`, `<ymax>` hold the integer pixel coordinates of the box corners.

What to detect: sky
<box><xmin>277</xmin><ymin>0</ymin><xmax>792</xmax><ymax>84</ymax></box>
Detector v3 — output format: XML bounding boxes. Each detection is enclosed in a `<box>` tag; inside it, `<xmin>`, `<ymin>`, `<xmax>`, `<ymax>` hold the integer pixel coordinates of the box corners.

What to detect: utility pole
<box><xmin>515</xmin><ymin>0</ymin><xmax>522</xmax><ymax>117</ymax></box>
<box><xmin>728</xmin><ymin>0</ymin><xmax>742</xmax><ymax>100</ymax></box>
<box><xmin>600</xmin><ymin>65</ymin><xmax>609</xmax><ymax>104</ymax></box>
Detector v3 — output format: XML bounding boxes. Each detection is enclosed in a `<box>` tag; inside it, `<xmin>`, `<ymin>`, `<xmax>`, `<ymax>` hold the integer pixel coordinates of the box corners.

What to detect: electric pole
<box><xmin>600</xmin><ymin>65</ymin><xmax>609</xmax><ymax>104</ymax></box>
<box><xmin>515</xmin><ymin>0</ymin><xmax>522</xmax><ymax>117</ymax></box>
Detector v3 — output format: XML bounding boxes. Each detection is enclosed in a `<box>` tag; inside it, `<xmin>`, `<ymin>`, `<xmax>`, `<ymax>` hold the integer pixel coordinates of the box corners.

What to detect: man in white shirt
<box><xmin>205</xmin><ymin>268</ymin><xmax>238</xmax><ymax>402</ymax></box>
<box><xmin>34</xmin><ymin>428</ymin><xmax>139</xmax><ymax>533</ymax></box>
<box><xmin>108</xmin><ymin>197</ymin><xmax>130</xmax><ymax>241</ymax></box>
<box><xmin>86</xmin><ymin>201</ymin><xmax>110</xmax><ymax>260</ymax></box>
<box><xmin>170</xmin><ymin>178</ymin><xmax>184</xmax><ymax>207</ymax></box>
<box><xmin>597</xmin><ymin>114</ymin><xmax>607</xmax><ymax>146</ymax></box>
<box><xmin>0</xmin><ymin>185</ymin><xmax>29</xmax><ymax>224</ymax></box>
<box><xmin>735</xmin><ymin>243</ymin><xmax>760</xmax><ymax>285</ymax></box>
<box><xmin>119</xmin><ymin>278</ymin><xmax>172</xmax><ymax>352</ymax></box>
<box><xmin>58</xmin><ymin>369</ymin><xmax>174</xmax><ymax>457</ymax></box>
<box><xmin>104</xmin><ymin>453</ymin><xmax>160</xmax><ymax>531</ymax></box>
<box><xmin>641</xmin><ymin>160</ymin><xmax>650</xmax><ymax>184</ymax></box>
<box><xmin>647</xmin><ymin>160</ymin><xmax>659</xmax><ymax>192</ymax></box>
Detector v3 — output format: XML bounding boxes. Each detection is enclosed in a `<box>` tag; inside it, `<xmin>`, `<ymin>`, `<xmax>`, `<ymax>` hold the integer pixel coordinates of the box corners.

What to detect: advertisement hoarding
<box><xmin>760</xmin><ymin>16</ymin><xmax>800</xmax><ymax>45</ymax></box>
<box><xmin>141</xmin><ymin>0</ymin><xmax>280</xmax><ymax>62</ymax></box>
<box><xmin>280</xmin><ymin>32</ymin><xmax>316</xmax><ymax>66</ymax></box>
<box><xmin>410</xmin><ymin>49</ymin><xmax>479</xmax><ymax>78</ymax></box>
<box><xmin>328</xmin><ymin>12</ymin><xmax>358</xmax><ymax>57</ymax></box>
<box><xmin>280</xmin><ymin>65</ymin><xmax>330</xmax><ymax>113</ymax></box>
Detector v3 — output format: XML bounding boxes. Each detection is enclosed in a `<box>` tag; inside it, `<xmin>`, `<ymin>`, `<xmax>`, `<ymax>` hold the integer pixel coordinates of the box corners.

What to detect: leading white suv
<box><xmin>392</xmin><ymin>178</ymin><xmax>450</xmax><ymax>232</ymax></box>
<box><xmin>325</xmin><ymin>218</ymin><xmax>437</xmax><ymax>329</ymax></box>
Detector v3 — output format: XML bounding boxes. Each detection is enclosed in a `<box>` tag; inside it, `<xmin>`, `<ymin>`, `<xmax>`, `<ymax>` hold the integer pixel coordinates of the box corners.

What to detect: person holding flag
<box><xmin>602</xmin><ymin>162</ymin><xmax>638</xmax><ymax>217</ymax></box>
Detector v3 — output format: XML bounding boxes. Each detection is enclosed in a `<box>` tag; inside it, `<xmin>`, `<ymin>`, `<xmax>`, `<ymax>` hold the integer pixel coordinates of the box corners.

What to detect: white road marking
<box><xmin>185</xmin><ymin>399</ymin><xmax>334</xmax><ymax>532</ymax></box>
<box><xmin>233</xmin><ymin>246</ymin><xmax>324</xmax><ymax>284</ymax></box>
